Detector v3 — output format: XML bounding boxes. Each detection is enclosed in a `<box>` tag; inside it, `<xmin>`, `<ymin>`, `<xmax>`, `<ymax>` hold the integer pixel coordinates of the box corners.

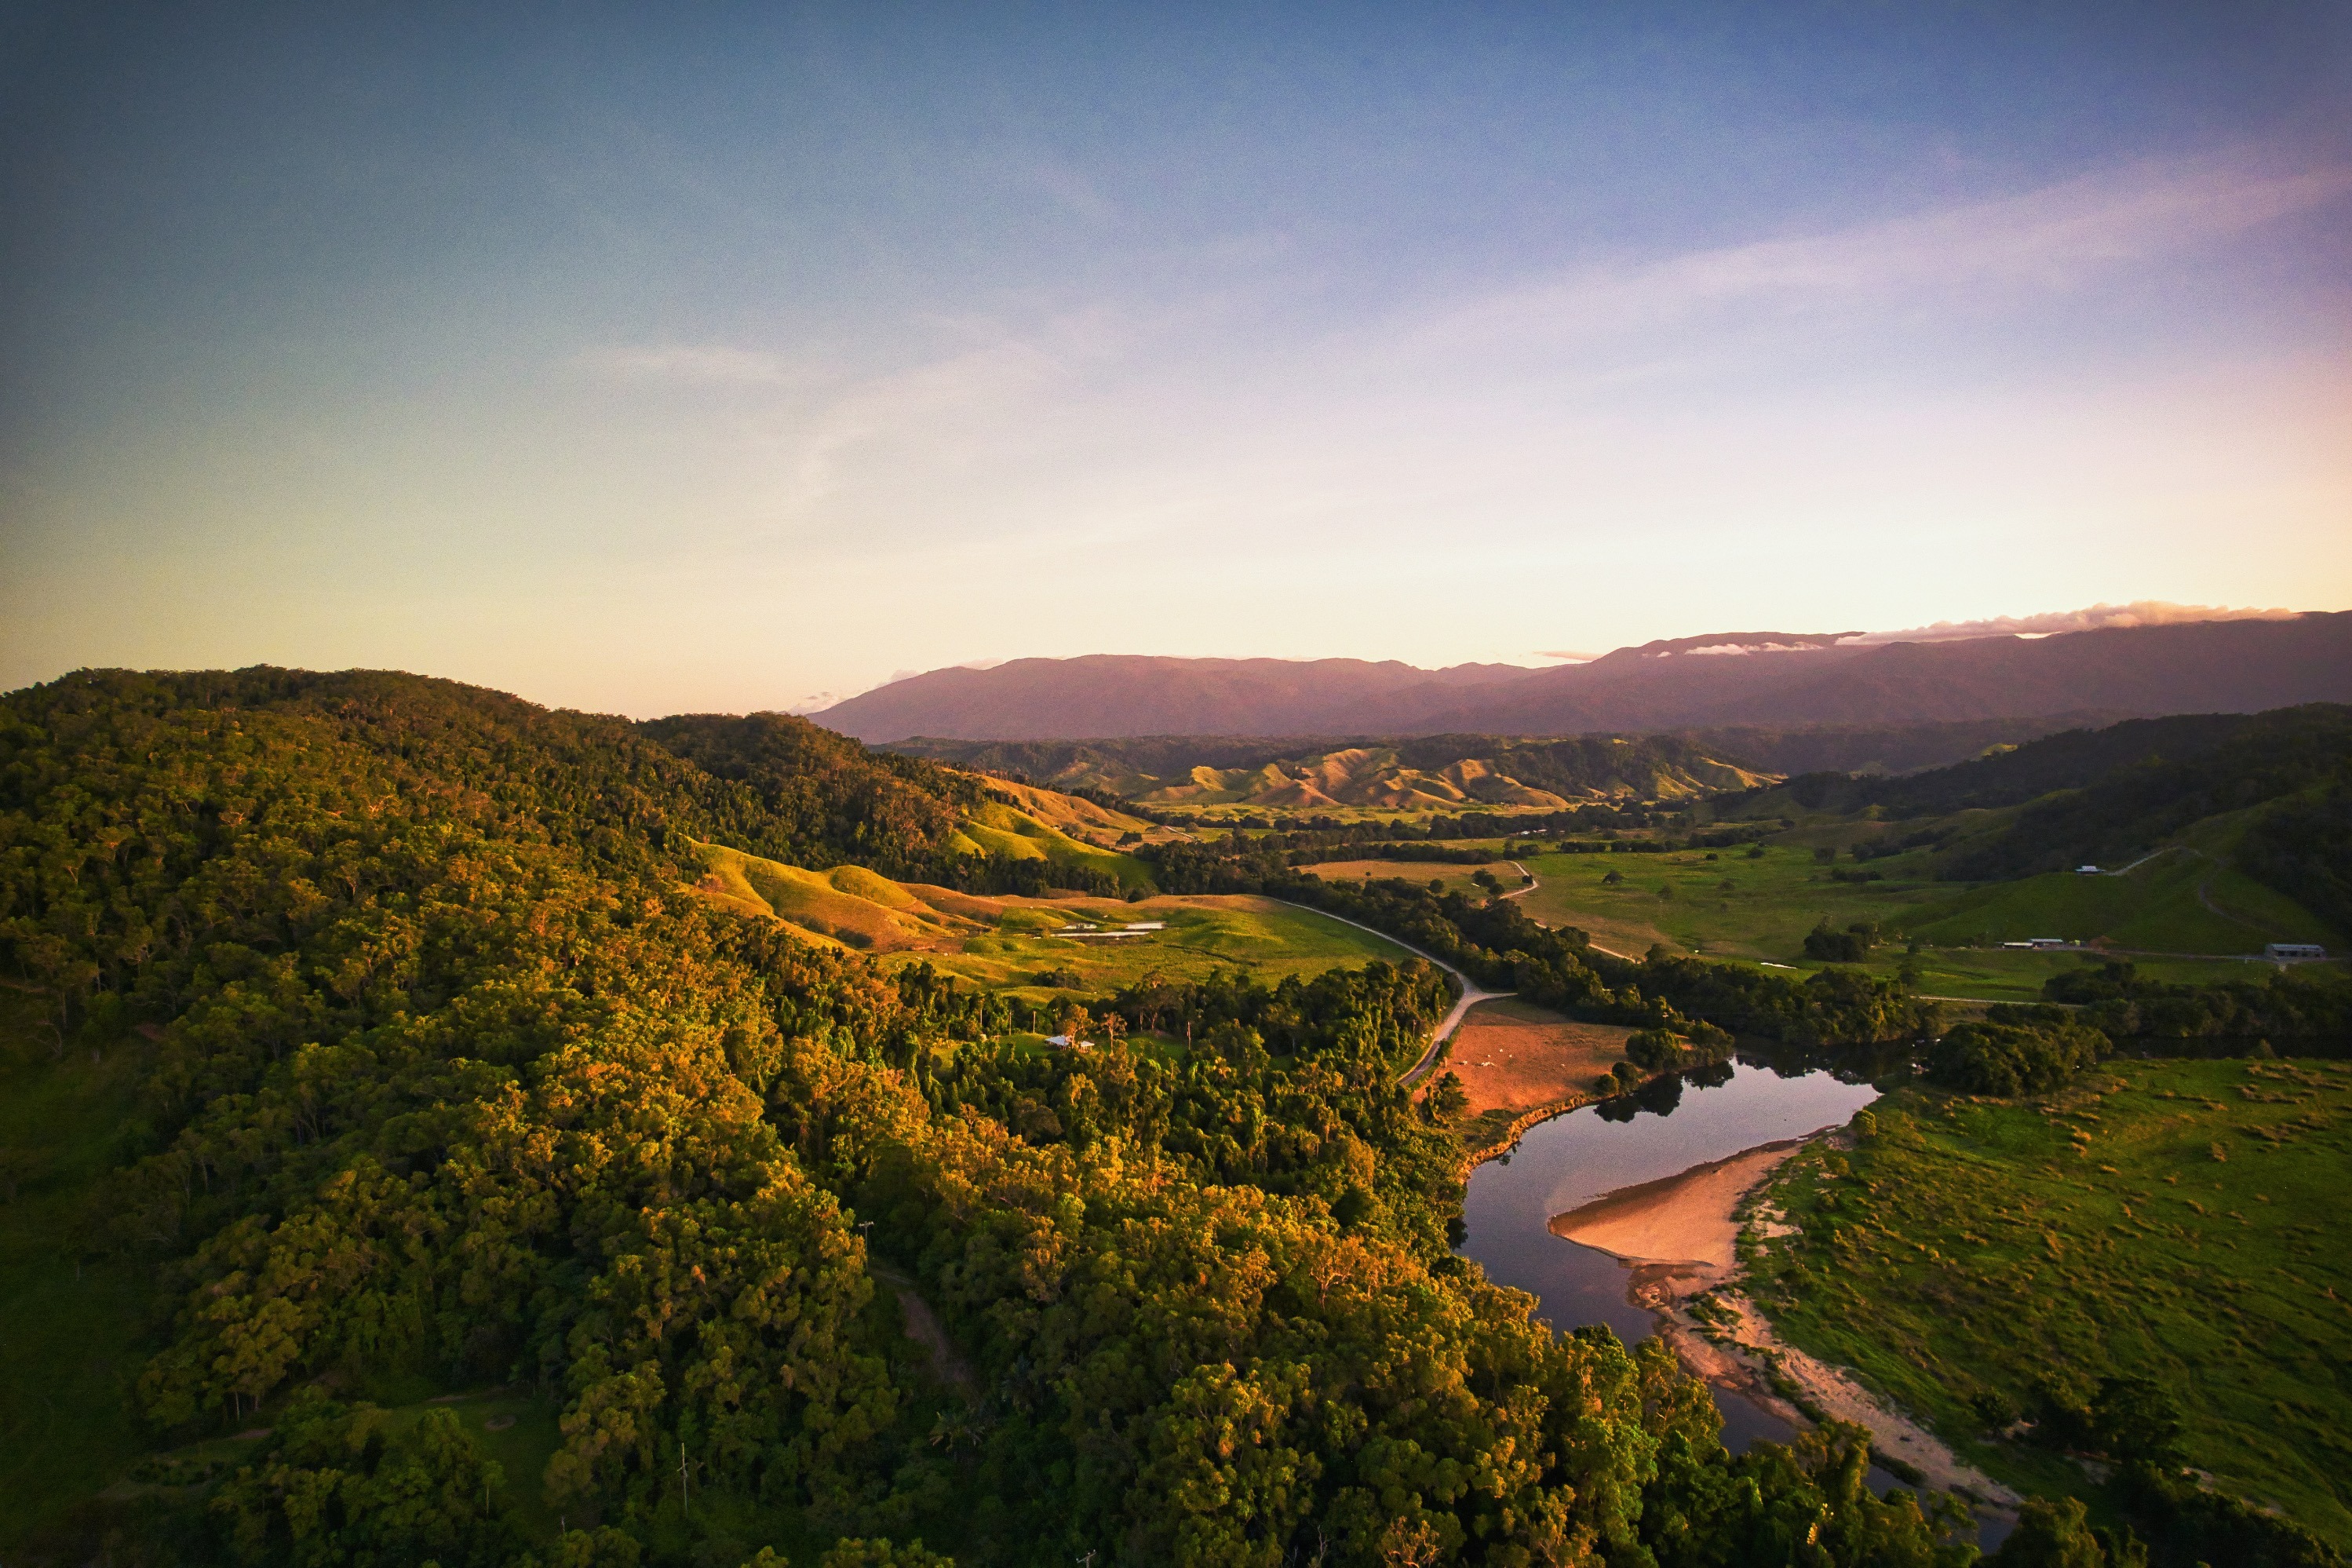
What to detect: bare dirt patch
<box><xmin>1443</xmin><ymin>998</ymin><xmax>1632</xmax><ymax>1117</ymax></box>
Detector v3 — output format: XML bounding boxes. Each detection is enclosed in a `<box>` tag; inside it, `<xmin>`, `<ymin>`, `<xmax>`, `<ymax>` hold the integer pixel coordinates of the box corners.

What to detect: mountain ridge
<box><xmin>812</xmin><ymin>614</ymin><xmax>2352</xmax><ymax>741</ymax></box>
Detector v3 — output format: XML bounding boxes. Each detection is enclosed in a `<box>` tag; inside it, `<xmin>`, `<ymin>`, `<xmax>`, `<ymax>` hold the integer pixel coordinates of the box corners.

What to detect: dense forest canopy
<box><xmin>1</xmin><ymin>667</ymin><xmax>1992</xmax><ymax>1566</ymax></box>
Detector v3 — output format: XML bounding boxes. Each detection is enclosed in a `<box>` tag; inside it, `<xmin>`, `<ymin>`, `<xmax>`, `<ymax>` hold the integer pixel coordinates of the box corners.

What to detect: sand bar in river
<box><xmin>1548</xmin><ymin>1140</ymin><xmax>1804</xmax><ymax>1270</ymax></box>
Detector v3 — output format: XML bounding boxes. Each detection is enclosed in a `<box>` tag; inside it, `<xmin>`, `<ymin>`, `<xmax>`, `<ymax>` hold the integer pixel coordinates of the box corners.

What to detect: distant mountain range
<box><xmin>811</xmin><ymin>613</ymin><xmax>2352</xmax><ymax>742</ymax></box>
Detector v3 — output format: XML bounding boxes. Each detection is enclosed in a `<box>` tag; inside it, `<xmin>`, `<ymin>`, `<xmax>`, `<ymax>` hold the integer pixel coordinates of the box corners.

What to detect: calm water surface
<box><xmin>1458</xmin><ymin>1060</ymin><xmax>1881</xmax><ymax>1453</ymax></box>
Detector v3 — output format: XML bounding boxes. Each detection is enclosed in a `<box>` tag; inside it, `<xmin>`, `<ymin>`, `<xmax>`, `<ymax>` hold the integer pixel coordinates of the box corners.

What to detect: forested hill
<box><xmin>635</xmin><ymin>709</ymin><xmax>986</xmax><ymax>870</ymax></box>
<box><xmin>2</xmin><ymin>667</ymin><xmax>988</xmax><ymax>881</ymax></box>
<box><xmin>1737</xmin><ymin>704</ymin><xmax>2352</xmax><ymax>932</ymax></box>
<box><xmin>1767</xmin><ymin>710</ymin><xmax>2288</xmax><ymax>819</ymax></box>
<box><xmin>0</xmin><ymin>666</ymin><xmax>1983</xmax><ymax>1565</ymax></box>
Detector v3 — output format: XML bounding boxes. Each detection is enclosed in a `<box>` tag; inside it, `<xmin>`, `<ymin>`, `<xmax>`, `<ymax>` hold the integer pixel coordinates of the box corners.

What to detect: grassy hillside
<box><xmin>1902</xmin><ymin>851</ymin><xmax>2343</xmax><ymax>954</ymax></box>
<box><xmin>923</xmin><ymin>895</ymin><xmax>1425</xmax><ymax>1005</ymax></box>
<box><xmin>693</xmin><ymin>841</ymin><xmax>974</xmax><ymax>950</ymax></box>
<box><xmin>946</xmin><ymin>797</ymin><xmax>1156</xmax><ymax>888</ymax></box>
<box><xmin>888</xmin><ymin>733</ymin><xmax>1774</xmax><ymax>819</ymax></box>
<box><xmin>690</xmin><ymin>841</ymin><xmax>1419</xmax><ymax>999</ymax></box>
<box><xmin>1747</xmin><ymin>1060</ymin><xmax>2352</xmax><ymax>1549</ymax></box>
<box><xmin>976</xmin><ymin>777</ymin><xmax>1159</xmax><ymax>839</ymax></box>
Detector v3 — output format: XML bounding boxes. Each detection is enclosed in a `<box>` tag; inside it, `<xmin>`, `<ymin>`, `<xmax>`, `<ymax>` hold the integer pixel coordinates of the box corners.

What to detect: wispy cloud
<box><xmin>1857</xmin><ymin>600</ymin><xmax>2302</xmax><ymax>644</ymax></box>
<box><xmin>1419</xmin><ymin>157</ymin><xmax>2352</xmax><ymax>347</ymax></box>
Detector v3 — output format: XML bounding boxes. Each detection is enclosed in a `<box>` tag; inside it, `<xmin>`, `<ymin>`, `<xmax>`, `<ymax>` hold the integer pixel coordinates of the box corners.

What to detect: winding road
<box><xmin>1275</xmin><ymin>900</ymin><xmax>1515</xmax><ymax>1085</ymax></box>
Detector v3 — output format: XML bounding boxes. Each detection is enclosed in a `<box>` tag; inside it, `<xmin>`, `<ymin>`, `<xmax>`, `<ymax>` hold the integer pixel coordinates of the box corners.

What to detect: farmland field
<box><xmin>1500</xmin><ymin>845</ymin><xmax>2337</xmax><ymax>997</ymax></box>
<box><xmin>1297</xmin><ymin>857</ymin><xmax>1533</xmax><ymax>899</ymax></box>
<box><xmin>891</xmin><ymin>893</ymin><xmax>1428</xmax><ymax>1005</ymax></box>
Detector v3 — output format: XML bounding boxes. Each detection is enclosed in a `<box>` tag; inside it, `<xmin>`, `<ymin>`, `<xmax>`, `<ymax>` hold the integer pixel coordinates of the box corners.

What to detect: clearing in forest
<box><xmin>1440</xmin><ymin>998</ymin><xmax>1633</xmax><ymax>1152</ymax></box>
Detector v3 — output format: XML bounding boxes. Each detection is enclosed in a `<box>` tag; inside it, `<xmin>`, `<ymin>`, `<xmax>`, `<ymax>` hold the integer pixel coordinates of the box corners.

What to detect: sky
<box><xmin>3</xmin><ymin>2</ymin><xmax>2348</xmax><ymax>718</ymax></box>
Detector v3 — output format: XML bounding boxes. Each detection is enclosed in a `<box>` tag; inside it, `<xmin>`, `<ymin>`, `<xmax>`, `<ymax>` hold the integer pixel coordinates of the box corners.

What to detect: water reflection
<box><xmin>1459</xmin><ymin>1055</ymin><xmax>1885</xmax><ymax>1427</ymax></box>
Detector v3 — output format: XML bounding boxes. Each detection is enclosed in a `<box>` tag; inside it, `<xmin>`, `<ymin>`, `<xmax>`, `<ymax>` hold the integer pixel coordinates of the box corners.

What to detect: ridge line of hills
<box><xmin>811</xmin><ymin>613</ymin><xmax>2352</xmax><ymax>742</ymax></box>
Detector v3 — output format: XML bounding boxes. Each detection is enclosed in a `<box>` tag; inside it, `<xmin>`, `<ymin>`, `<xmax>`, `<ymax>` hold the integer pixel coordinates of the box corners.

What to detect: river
<box><xmin>1457</xmin><ymin>1057</ymin><xmax>1883</xmax><ymax>1455</ymax></box>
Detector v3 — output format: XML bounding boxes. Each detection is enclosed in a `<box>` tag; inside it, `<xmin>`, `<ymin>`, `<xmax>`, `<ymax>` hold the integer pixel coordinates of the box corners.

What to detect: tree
<box><xmin>1422</xmin><ymin>1070</ymin><xmax>1468</xmax><ymax>1123</ymax></box>
<box><xmin>2090</xmin><ymin>1376</ymin><xmax>2182</xmax><ymax>1464</ymax></box>
<box><xmin>1993</xmin><ymin>1497</ymin><xmax>2128</xmax><ymax>1568</ymax></box>
<box><xmin>1805</xmin><ymin>920</ymin><xmax>1869</xmax><ymax>963</ymax></box>
<box><xmin>1926</xmin><ymin>1019</ymin><xmax>2109</xmax><ymax>1096</ymax></box>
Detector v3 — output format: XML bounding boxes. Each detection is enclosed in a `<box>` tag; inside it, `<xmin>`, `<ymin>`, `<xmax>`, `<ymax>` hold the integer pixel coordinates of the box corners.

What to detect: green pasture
<box><xmin>1501</xmin><ymin>840</ymin><xmax>2340</xmax><ymax>974</ymax></box>
<box><xmin>1300</xmin><ymin>858</ymin><xmax>1527</xmax><ymax>899</ymax></box>
<box><xmin>1749</xmin><ymin>1059</ymin><xmax>2352</xmax><ymax>1548</ymax></box>
<box><xmin>1865</xmin><ymin>947</ymin><xmax>2286</xmax><ymax>1005</ymax></box>
<box><xmin>894</xmin><ymin>895</ymin><xmax>1426</xmax><ymax>1003</ymax></box>
<box><xmin>1903</xmin><ymin>851</ymin><xmax>2342</xmax><ymax>955</ymax></box>
<box><xmin>1512</xmin><ymin>844</ymin><xmax>1951</xmax><ymax>961</ymax></box>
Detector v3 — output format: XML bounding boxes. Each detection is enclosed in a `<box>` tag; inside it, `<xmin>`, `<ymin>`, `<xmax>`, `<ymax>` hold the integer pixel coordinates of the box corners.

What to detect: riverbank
<box><xmin>1538</xmin><ymin>1125</ymin><xmax>2021</xmax><ymax>1516</ymax></box>
<box><xmin>1744</xmin><ymin>1063</ymin><xmax>2352</xmax><ymax>1547</ymax></box>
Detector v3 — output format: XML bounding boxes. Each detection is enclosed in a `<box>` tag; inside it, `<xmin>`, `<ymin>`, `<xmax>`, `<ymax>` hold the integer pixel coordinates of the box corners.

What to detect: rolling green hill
<box><xmin>1687</xmin><ymin>705</ymin><xmax>2352</xmax><ymax>964</ymax></box>
<box><xmin>888</xmin><ymin>732</ymin><xmax>1775</xmax><ymax>818</ymax></box>
<box><xmin>1898</xmin><ymin>851</ymin><xmax>2342</xmax><ymax>955</ymax></box>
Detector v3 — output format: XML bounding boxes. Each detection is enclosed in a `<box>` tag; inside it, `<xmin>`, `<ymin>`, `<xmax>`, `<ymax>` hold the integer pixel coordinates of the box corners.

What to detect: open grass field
<box><xmin>1904</xmin><ymin>851</ymin><xmax>2343</xmax><ymax>954</ymax></box>
<box><xmin>691</xmin><ymin>844</ymin><xmax>1435</xmax><ymax>1012</ymax></box>
<box><xmin>895</xmin><ymin>893</ymin><xmax>1428</xmax><ymax>1006</ymax></box>
<box><xmin>1747</xmin><ymin>1059</ymin><xmax>2352</xmax><ymax>1548</ymax></box>
<box><xmin>1299</xmin><ymin>858</ymin><xmax>1533</xmax><ymax>899</ymax></box>
<box><xmin>1862</xmin><ymin>947</ymin><xmax>2292</xmax><ymax>1005</ymax></box>
<box><xmin>1161</xmin><ymin>800</ymin><xmax>1564</xmax><ymax>830</ymax></box>
<box><xmin>1515</xmin><ymin>844</ymin><xmax>1952</xmax><ymax>961</ymax></box>
<box><xmin>1501</xmin><ymin>844</ymin><xmax>2337</xmax><ymax>996</ymax></box>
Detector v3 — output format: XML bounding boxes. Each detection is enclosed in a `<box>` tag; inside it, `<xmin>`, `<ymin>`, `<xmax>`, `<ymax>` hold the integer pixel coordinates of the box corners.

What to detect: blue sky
<box><xmin>4</xmin><ymin>2</ymin><xmax>2347</xmax><ymax>716</ymax></box>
